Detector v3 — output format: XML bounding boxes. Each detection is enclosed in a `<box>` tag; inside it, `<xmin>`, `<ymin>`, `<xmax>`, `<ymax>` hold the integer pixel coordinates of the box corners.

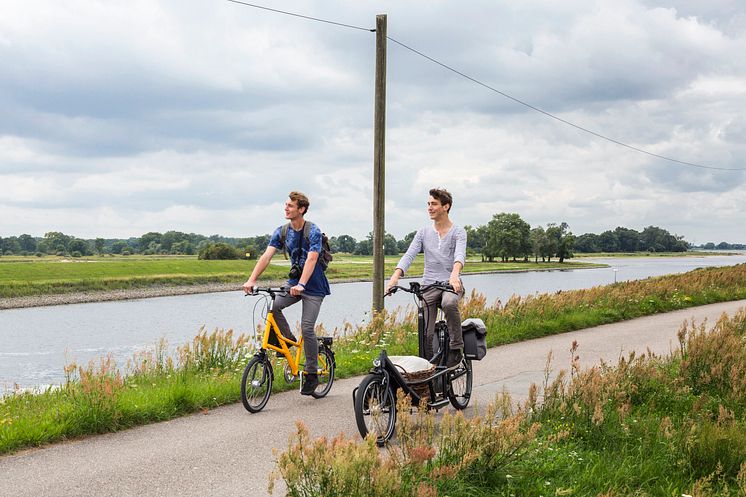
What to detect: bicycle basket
<box><xmin>390</xmin><ymin>356</ymin><xmax>434</xmax><ymax>403</ymax></box>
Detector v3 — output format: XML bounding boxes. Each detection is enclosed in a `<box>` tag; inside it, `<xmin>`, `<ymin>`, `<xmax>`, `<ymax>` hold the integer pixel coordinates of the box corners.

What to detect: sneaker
<box><xmin>446</xmin><ymin>349</ymin><xmax>463</xmax><ymax>368</ymax></box>
<box><xmin>300</xmin><ymin>373</ymin><xmax>318</xmax><ymax>395</ymax></box>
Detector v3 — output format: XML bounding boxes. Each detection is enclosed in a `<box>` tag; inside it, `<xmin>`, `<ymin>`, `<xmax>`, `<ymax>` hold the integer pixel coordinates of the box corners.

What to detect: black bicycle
<box><xmin>352</xmin><ymin>281</ymin><xmax>486</xmax><ymax>445</ymax></box>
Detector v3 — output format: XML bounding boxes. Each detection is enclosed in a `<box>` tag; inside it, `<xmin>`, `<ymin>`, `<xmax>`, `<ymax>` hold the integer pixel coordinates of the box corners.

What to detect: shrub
<box><xmin>197</xmin><ymin>243</ymin><xmax>242</xmax><ymax>260</ymax></box>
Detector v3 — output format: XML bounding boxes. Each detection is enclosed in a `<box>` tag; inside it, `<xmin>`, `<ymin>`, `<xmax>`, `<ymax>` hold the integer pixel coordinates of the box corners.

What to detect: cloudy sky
<box><xmin>2</xmin><ymin>0</ymin><xmax>745</xmax><ymax>244</ymax></box>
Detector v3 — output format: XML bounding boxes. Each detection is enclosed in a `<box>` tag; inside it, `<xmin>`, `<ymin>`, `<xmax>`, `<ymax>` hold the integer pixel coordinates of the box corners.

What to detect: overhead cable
<box><xmin>226</xmin><ymin>0</ymin><xmax>744</xmax><ymax>171</ymax></box>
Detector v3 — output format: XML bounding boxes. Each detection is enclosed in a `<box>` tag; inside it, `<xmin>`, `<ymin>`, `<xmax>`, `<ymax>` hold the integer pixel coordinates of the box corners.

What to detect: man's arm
<box><xmin>386</xmin><ymin>229</ymin><xmax>423</xmax><ymax>293</ymax></box>
<box><xmin>449</xmin><ymin>227</ymin><xmax>467</xmax><ymax>293</ymax></box>
<box><xmin>243</xmin><ymin>246</ymin><xmax>277</xmax><ymax>293</ymax></box>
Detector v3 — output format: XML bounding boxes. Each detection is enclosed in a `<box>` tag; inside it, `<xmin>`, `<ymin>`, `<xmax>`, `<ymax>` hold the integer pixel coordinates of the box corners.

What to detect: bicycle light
<box><xmin>373</xmin><ymin>358</ymin><xmax>381</xmax><ymax>368</ymax></box>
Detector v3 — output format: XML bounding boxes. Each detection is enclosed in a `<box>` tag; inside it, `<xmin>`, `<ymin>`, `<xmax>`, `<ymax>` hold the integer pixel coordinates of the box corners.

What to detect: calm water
<box><xmin>1</xmin><ymin>253</ymin><xmax>745</xmax><ymax>393</ymax></box>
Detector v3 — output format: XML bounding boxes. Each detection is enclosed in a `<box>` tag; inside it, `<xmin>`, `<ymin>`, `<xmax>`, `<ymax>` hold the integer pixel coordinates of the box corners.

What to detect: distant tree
<box><xmin>546</xmin><ymin>222</ymin><xmax>574</xmax><ymax>262</ymax></box>
<box><xmin>110</xmin><ymin>241</ymin><xmax>129</xmax><ymax>254</ymax></box>
<box><xmin>464</xmin><ymin>225</ymin><xmax>485</xmax><ymax>254</ymax></box>
<box><xmin>384</xmin><ymin>233</ymin><xmax>399</xmax><ymax>255</ymax></box>
<box><xmin>354</xmin><ymin>233</ymin><xmax>374</xmax><ymax>256</ymax></box>
<box><xmin>94</xmin><ymin>238</ymin><xmax>105</xmax><ymax>254</ymax></box>
<box><xmin>613</xmin><ymin>227</ymin><xmax>640</xmax><ymax>252</ymax></box>
<box><xmin>397</xmin><ymin>231</ymin><xmax>417</xmax><ymax>253</ymax></box>
<box><xmin>574</xmin><ymin>233</ymin><xmax>600</xmax><ymax>253</ymax></box>
<box><xmin>1</xmin><ymin>236</ymin><xmax>21</xmax><ymax>255</ymax></box>
<box><xmin>171</xmin><ymin>240</ymin><xmax>194</xmax><ymax>255</ymax></box>
<box><xmin>198</xmin><ymin>243</ymin><xmax>241</xmax><ymax>260</ymax></box>
<box><xmin>19</xmin><ymin>234</ymin><xmax>37</xmax><ymax>253</ymax></box>
<box><xmin>529</xmin><ymin>226</ymin><xmax>549</xmax><ymax>262</ymax></box>
<box><xmin>598</xmin><ymin>230</ymin><xmax>619</xmax><ymax>252</ymax></box>
<box><xmin>703</xmin><ymin>242</ymin><xmax>716</xmax><ymax>250</ymax></box>
<box><xmin>333</xmin><ymin>235</ymin><xmax>357</xmax><ymax>254</ymax></box>
<box><xmin>139</xmin><ymin>232</ymin><xmax>163</xmax><ymax>254</ymax></box>
<box><xmin>253</xmin><ymin>234</ymin><xmax>271</xmax><ymax>250</ymax></box>
<box><xmin>68</xmin><ymin>238</ymin><xmax>91</xmax><ymax>256</ymax></box>
<box><xmin>42</xmin><ymin>232</ymin><xmax>71</xmax><ymax>254</ymax></box>
<box><xmin>483</xmin><ymin>213</ymin><xmax>531</xmax><ymax>262</ymax></box>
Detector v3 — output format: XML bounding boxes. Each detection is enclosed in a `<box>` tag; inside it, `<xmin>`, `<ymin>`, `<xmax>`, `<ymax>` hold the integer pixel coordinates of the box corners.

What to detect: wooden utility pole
<box><xmin>372</xmin><ymin>14</ymin><xmax>387</xmax><ymax>312</ymax></box>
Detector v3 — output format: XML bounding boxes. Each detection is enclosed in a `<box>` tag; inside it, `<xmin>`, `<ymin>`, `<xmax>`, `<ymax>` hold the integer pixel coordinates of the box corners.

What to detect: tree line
<box><xmin>1</xmin><ymin>216</ymin><xmax>700</xmax><ymax>260</ymax></box>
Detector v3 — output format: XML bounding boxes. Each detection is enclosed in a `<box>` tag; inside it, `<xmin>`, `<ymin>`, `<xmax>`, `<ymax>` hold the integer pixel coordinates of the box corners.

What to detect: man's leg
<box><xmin>273</xmin><ymin>294</ymin><xmax>301</xmax><ymax>342</ymax></box>
<box><xmin>422</xmin><ymin>287</ymin><xmax>443</xmax><ymax>361</ymax></box>
<box><xmin>299</xmin><ymin>294</ymin><xmax>324</xmax><ymax>374</ymax></box>
<box><xmin>441</xmin><ymin>288</ymin><xmax>464</xmax><ymax>350</ymax></box>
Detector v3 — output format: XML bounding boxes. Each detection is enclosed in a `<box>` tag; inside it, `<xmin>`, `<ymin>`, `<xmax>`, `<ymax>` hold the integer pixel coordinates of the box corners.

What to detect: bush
<box><xmin>198</xmin><ymin>243</ymin><xmax>242</xmax><ymax>260</ymax></box>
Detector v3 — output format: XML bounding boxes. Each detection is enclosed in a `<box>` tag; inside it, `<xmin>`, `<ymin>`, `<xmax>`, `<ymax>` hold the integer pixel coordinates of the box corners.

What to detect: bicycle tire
<box><xmin>447</xmin><ymin>359</ymin><xmax>473</xmax><ymax>410</ymax></box>
<box><xmin>311</xmin><ymin>346</ymin><xmax>335</xmax><ymax>399</ymax></box>
<box><xmin>354</xmin><ymin>373</ymin><xmax>396</xmax><ymax>446</ymax></box>
<box><xmin>240</xmin><ymin>355</ymin><xmax>273</xmax><ymax>413</ymax></box>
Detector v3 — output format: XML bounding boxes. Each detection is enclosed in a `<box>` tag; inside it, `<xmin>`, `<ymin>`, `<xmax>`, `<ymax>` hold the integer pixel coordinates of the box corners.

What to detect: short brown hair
<box><xmin>429</xmin><ymin>188</ymin><xmax>452</xmax><ymax>212</ymax></box>
<box><xmin>288</xmin><ymin>191</ymin><xmax>309</xmax><ymax>214</ymax></box>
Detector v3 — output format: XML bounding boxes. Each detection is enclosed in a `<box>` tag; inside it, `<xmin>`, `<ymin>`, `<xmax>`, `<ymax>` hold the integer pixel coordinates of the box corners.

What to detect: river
<box><xmin>1</xmin><ymin>253</ymin><xmax>745</xmax><ymax>393</ymax></box>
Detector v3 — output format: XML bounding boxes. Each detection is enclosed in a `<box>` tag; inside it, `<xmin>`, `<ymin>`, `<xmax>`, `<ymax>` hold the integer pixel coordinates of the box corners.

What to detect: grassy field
<box><xmin>2</xmin><ymin>263</ymin><xmax>745</xmax><ymax>460</ymax></box>
<box><xmin>0</xmin><ymin>254</ymin><xmax>601</xmax><ymax>298</ymax></box>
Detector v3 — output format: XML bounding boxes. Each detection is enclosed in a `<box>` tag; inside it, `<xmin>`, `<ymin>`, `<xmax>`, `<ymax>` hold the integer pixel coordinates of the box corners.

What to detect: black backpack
<box><xmin>279</xmin><ymin>221</ymin><xmax>332</xmax><ymax>271</ymax></box>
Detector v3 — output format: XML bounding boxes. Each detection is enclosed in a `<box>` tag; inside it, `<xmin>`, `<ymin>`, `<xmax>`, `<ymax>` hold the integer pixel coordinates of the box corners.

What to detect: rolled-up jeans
<box><xmin>422</xmin><ymin>285</ymin><xmax>465</xmax><ymax>358</ymax></box>
<box><xmin>273</xmin><ymin>293</ymin><xmax>325</xmax><ymax>374</ymax></box>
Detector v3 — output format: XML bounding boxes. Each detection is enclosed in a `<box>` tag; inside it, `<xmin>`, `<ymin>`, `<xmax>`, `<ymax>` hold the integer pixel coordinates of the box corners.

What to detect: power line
<box><xmin>387</xmin><ymin>36</ymin><xmax>744</xmax><ymax>172</ymax></box>
<box><xmin>225</xmin><ymin>1</ymin><xmax>744</xmax><ymax>172</ymax></box>
<box><xmin>225</xmin><ymin>0</ymin><xmax>373</xmax><ymax>32</ymax></box>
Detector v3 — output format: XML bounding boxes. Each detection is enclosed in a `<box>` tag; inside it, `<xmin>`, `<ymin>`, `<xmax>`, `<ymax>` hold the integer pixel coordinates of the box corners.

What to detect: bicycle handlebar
<box><xmin>385</xmin><ymin>281</ymin><xmax>455</xmax><ymax>298</ymax></box>
<box><xmin>244</xmin><ymin>286</ymin><xmax>290</xmax><ymax>297</ymax></box>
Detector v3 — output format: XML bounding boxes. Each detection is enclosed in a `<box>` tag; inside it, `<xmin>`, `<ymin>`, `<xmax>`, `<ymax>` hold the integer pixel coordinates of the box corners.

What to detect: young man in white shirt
<box><xmin>386</xmin><ymin>188</ymin><xmax>468</xmax><ymax>368</ymax></box>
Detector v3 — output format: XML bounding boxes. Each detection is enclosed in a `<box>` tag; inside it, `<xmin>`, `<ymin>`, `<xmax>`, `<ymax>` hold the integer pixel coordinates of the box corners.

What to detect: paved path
<box><xmin>2</xmin><ymin>300</ymin><xmax>745</xmax><ymax>497</ymax></box>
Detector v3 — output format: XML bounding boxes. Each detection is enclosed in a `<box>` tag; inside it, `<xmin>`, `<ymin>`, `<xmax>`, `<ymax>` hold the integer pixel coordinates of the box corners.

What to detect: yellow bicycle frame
<box><xmin>261</xmin><ymin>312</ymin><xmax>304</xmax><ymax>377</ymax></box>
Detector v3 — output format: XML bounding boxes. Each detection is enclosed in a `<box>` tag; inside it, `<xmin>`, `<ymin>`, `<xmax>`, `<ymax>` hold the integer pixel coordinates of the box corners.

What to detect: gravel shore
<box><xmin>0</xmin><ymin>278</ymin><xmax>371</xmax><ymax>310</ymax></box>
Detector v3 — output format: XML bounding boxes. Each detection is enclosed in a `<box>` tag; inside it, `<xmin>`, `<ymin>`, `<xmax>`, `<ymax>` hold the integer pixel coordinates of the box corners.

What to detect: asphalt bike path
<box><xmin>2</xmin><ymin>299</ymin><xmax>745</xmax><ymax>497</ymax></box>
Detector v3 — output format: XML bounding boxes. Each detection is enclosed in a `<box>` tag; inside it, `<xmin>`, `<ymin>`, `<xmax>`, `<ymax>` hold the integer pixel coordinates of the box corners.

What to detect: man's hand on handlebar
<box><xmin>243</xmin><ymin>279</ymin><xmax>256</xmax><ymax>295</ymax></box>
<box><xmin>448</xmin><ymin>275</ymin><xmax>462</xmax><ymax>293</ymax></box>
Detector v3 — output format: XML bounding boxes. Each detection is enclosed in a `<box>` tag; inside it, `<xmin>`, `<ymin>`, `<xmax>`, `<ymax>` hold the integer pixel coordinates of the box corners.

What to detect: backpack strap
<box><xmin>279</xmin><ymin>222</ymin><xmax>291</xmax><ymax>259</ymax></box>
<box><xmin>303</xmin><ymin>221</ymin><xmax>313</xmax><ymax>245</ymax></box>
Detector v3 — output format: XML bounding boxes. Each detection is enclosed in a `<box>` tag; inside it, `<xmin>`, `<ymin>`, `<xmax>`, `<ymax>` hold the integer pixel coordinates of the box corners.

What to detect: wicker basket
<box><xmin>396</xmin><ymin>365</ymin><xmax>434</xmax><ymax>403</ymax></box>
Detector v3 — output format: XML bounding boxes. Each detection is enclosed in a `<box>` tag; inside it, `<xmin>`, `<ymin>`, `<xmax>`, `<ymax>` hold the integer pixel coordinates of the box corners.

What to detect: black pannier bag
<box><xmin>462</xmin><ymin>318</ymin><xmax>487</xmax><ymax>360</ymax></box>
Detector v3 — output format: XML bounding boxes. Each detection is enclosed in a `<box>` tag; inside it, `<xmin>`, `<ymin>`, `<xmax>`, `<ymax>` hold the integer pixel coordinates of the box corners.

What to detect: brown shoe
<box><xmin>446</xmin><ymin>349</ymin><xmax>463</xmax><ymax>368</ymax></box>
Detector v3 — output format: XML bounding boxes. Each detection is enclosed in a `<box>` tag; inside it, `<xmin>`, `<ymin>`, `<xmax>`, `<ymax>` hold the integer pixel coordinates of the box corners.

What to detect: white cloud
<box><xmin>1</xmin><ymin>0</ymin><xmax>745</xmax><ymax>243</ymax></box>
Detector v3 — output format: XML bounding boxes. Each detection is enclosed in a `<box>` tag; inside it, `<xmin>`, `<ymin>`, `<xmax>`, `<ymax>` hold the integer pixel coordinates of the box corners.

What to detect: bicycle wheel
<box><xmin>311</xmin><ymin>346</ymin><xmax>335</xmax><ymax>399</ymax></box>
<box><xmin>447</xmin><ymin>359</ymin><xmax>472</xmax><ymax>410</ymax></box>
<box><xmin>240</xmin><ymin>355</ymin><xmax>273</xmax><ymax>413</ymax></box>
<box><xmin>354</xmin><ymin>374</ymin><xmax>396</xmax><ymax>446</ymax></box>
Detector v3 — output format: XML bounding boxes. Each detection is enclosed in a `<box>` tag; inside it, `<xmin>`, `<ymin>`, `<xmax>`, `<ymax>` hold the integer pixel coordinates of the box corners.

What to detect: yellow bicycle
<box><xmin>240</xmin><ymin>287</ymin><xmax>335</xmax><ymax>413</ymax></box>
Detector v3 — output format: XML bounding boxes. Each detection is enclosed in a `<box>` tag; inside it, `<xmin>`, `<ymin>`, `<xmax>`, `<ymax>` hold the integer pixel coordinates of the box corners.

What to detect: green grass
<box><xmin>2</xmin><ymin>263</ymin><xmax>746</xmax><ymax>461</ymax></box>
<box><xmin>0</xmin><ymin>254</ymin><xmax>601</xmax><ymax>298</ymax></box>
<box><xmin>275</xmin><ymin>303</ymin><xmax>746</xmax><ymax>497</ymax></box>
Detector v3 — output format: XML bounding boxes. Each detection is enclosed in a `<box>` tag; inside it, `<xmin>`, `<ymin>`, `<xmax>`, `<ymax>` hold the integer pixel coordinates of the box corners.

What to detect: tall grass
<box><xmin>1</xmin><ymin>264</ymin><xmax>746</xmax><ymax>457</ymax></box>
<box><xmin>273</xmin><ymin>308</ymin><xmax>746</xmax><ymax>496</ymax></box>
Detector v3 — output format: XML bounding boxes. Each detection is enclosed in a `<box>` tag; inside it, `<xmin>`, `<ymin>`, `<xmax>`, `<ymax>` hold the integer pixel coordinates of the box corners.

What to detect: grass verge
<box><xmin>273</xmin><ymin>308</ymin><xmax>746</xmax><ymax>496</ymax></box>
<box><xmin>1</xmin><ymin>263</ymin><xmax>746</xmax><ymax>457</ymax></box>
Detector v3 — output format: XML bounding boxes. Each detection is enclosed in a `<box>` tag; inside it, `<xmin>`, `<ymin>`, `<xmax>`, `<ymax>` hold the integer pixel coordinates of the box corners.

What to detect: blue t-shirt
<box><xmin>269</xmin><ymin>222</ymin><xmax>331</xmax><ymax>297</ymax></box>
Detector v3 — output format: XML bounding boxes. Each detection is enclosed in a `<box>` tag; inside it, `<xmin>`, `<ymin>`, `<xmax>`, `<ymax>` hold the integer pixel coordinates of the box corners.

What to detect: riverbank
<box><xmin>0</xmin><ymin>265</ymin><xmax>605</xmax><ymax>310</ymax></box>
<box><xmin>0</xmin><ymin>255</ymin><xmax>600</xmax><ymax>303</ymax></box>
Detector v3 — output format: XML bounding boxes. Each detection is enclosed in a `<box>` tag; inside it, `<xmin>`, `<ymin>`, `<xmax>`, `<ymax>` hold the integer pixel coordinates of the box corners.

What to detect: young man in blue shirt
<box><xmin>243</xmin><ymin>191</ymin><xmax>331</xmax><ymax>395</ymax></box>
